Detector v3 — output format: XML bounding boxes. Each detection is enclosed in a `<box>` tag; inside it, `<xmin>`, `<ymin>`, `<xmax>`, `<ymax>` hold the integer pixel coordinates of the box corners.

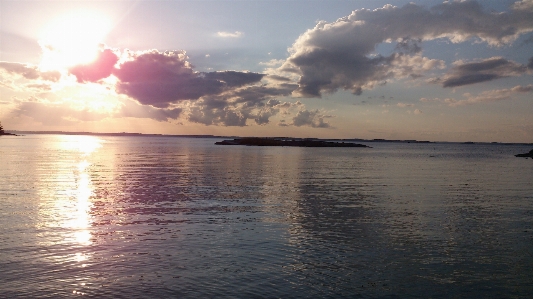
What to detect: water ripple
<box><xmin>1</xmin><ymin>136</ymin><xmax>532</xmax><ymax>298</ymax></box>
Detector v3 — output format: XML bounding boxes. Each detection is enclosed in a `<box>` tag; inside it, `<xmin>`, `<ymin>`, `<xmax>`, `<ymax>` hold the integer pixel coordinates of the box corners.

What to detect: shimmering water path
<box><xmin>1</xmin><ymin>135</ymin><xmax>532</xmax><ymax>298</ymax></box>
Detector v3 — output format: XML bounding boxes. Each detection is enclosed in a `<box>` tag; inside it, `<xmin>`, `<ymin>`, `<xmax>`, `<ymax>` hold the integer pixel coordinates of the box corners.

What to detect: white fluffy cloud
<box><xmin>291</xmin><ymin>109</ymin><xmax>332</xmax><ymax>128</ymax></box>
<box><xmin>185</xmin><ymin>85</ymin><xmax>297</xmax><ymax>127</ymax></box>
<box><xmin>217</xmin><ymin>31</ymin><xmax>244</xmax><ymax>38</ymax></box>
<box><xmin>280</xmin><ymin>1</ymin><xmax>533</xmax><ymax>97</ymax></box>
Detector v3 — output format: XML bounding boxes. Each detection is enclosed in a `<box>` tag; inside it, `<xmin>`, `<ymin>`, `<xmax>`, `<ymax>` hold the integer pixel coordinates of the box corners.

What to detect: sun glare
<box><xmin>39</xmin><ymin>11</ymin><xmax>112</xmax><ymax>71</ymax></box>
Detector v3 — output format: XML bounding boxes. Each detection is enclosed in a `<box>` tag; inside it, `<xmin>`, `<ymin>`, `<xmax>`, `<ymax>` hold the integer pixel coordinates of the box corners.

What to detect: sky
<box><xmin>0</xmin><ymin>0</ymin><xmax>532</xmax><ymax>142</ymax></box>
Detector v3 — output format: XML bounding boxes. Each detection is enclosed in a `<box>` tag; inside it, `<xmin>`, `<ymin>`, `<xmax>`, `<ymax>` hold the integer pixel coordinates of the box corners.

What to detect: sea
<box><xmin>0</xmin><ymin>134</ymin><xmax>532</xmax><ymax>298</ymax></box>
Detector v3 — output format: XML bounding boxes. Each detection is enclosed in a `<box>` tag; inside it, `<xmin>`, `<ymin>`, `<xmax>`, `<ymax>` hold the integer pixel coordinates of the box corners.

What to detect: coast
<box><xmin>0</xmin><ymin>132</ymin><xmax>17</xmax><ymax>136</ymax></box>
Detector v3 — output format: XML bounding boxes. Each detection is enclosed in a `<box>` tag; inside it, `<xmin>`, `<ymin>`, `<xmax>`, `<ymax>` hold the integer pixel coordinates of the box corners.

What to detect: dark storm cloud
<box><xmin>69</xmin><ymin>48</ymin><xmax>119</xmax><ymax>83</ymax></box>
<box><xmin>0</xmin><ymin>62</ymin><xmax>61</xmax><ymax>82</ymax></box>
<box><xmin>442</xmin><ymin>57</ymin><xmax>529</xmax><ymax>88</ymax></box>
<box><xmin>281</xmin><ymin>0</ymin><xmax>533</xmax><ymax>97</ymax></box>
<box><xmin>528</xmin><ymin>57</ymin><xmax>533</xmax><ymax>69</ymax></box>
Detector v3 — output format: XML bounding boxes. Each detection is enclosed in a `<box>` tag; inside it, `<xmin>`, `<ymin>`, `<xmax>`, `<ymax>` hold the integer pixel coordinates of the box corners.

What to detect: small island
<box><xmin>215</xmin><ymin>137</ymin><xmax>370</xmax><ymax>148</ymax></box>
<box><xmin>515</xmin><ymin>149</ymin><xmax>533</xmax><ymax>158</ymax></box>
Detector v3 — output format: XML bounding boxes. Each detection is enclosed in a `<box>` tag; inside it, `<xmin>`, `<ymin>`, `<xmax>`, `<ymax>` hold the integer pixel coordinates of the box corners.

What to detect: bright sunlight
<box><xmin>39</xmin><ymin>11</ymin><xmax>112</xmax><ymax>71</ymax></box>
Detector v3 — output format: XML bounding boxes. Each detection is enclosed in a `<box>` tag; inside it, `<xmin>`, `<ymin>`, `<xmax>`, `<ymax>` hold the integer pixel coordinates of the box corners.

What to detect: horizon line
<box><xmin>4</xmin><ymin>130</ymin><xmax>533</xmax><ymax>145</ymax></box>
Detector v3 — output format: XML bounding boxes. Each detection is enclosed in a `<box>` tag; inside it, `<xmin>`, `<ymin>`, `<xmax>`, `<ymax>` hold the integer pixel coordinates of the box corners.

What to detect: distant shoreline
<box><xmin>6</xmin><ymin>130</ymin><xmax>224</xmax><ymax>138</ymax></box>
<box><xmin>0</xmin><ymin>132</ymin><xmax>18</xmax><ymax>136</ymax></box>
<box><xmin>4</xmin><ymin>130</ymin><xmax>533</xmax><ymax>146</ymax></box>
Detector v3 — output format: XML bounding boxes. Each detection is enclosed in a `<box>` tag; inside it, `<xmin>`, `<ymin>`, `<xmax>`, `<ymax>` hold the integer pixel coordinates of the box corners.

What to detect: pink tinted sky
<box><xmin>1</xmin><ymin>0</ymin><xmax>532</xmax><ymax>142</ymax></box>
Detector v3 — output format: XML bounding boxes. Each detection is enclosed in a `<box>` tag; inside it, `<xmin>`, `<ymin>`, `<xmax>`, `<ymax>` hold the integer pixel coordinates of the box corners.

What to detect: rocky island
<box><xmin>515</xmin><ymin>149</ymin><xmax>533</xmax><ymax>158</ymax></box>
<box><xmin>215</xmin><ymin>137</ymin><xmax>370</xmax><ymax>148</ymax></box>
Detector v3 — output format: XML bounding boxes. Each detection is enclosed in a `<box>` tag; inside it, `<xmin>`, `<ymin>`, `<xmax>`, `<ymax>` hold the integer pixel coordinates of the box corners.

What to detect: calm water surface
<box><xmin>1</xmin><ymin>135</ymin><xmax>532</xmax><ymax>298</ymax></box>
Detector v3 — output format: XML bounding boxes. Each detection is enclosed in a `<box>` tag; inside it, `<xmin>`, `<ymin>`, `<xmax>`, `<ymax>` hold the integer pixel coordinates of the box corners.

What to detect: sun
<box><xmin>39</xmin><ymin>11</ymin><xmax>112</xmax><ymax>71</ymax></box>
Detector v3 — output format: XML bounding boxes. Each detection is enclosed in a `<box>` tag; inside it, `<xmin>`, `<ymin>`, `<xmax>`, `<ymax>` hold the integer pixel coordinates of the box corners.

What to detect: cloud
<box><xmin>291</xmin><ymin>109</ymin><xmax>332</xmax><ymax>128</ymax></box>
<box><xmin>118</xmin><ymin>99</ymin><xmax>182</xmax><ymax>122</ymax></box>
<box><xmin>69</xmin><ymin>48</ymin><xmax>119</xmax><ymax>83</ymax></box>
<box><xmin>11</xmin><ymin>101</ymin><xmax>109</xmax><ymax>125</ymax></box>
<box><xmin>203</xmin><ymin>71</ymin><xmax>264</xmax><ymax>87</ymax></box>
<box><xmin>22</xmin><ymin>1</ymin><xmax>530</xmax><ymax>131</ymax></box>
<box><xmin>113</xmin><ymin>50</ymin><xmax>264</xmax><ymax>108</ymax></box>
<box><xmin>24</xmin><ymin>83</ymin><xmax>53</xmax><ymax>92</ymax></box>
<box><xmin>419</xmin><ymin>97</ymin><xmax>441</xmax><ymax>103</ymax></box>
<box><xmin>187</xmin><ymin>97</ymin><xmax>247</xmax><ymax>126</ymax></box>
<box><xmin>185</xmin><ymin>85</ymin><xmax>295</xmax><ymax>126</ymax></box>
<box><xmin>0</xmin><ymin>62</ymin><xmax>61</xmax><ymax>82</ymax></box>
<box><xmin>395</xmin><ymin>37</ymin><xmax>422</xmax><ymax>54</ymax></box>
<box><xmin>259</xmin><ymin>59</ymin><xmax>285</xmax><ymax>67</ymax></box>
<box><xmin>231</xmin><ymin>84</ymin><xmax>296</xmax><ymax>101</ymax></box>
<box><xmin>440</xmin><ymin>57</ymin><xmax>529</xmax><ymax>88</ymax></box>
<box><xmin>65</xmin><ymin>47</ymin><xmax>305</xmax><ymax>128</ymax></box>
<box><xmin>514</xmin><ymin>0</ymin><xmax>533</xmax><ymax>11</ymax></box>
<box><xmin>397</xmin><ymin>102</ymin><xmax>415</xmax><ymax>108</ymax></box>
<box><xmin>266</xmin><ymin>75</ymin><xmax>292</xmax><ymax>82</ymax></box>
<box><xmin>68</xmin><ymin>49</ymin><xmax>266</xmax><ymax>108</ymax></box>
<box><xmin>217</xmin><ymin>31</ymin><xmax>244</xmax><ymax>38</ymax></box>
<box><xmin>279</xmin><ymin>1</ymin><xmax>533</xmax><ymax>97</ymax></box>
<box><xmin>183</xmin><ymin>83</ymin><xmax>331</xmax><ymax>128</ymax></box>
<box><xmin>441</xmin><ymin>84</ymin><xmax>533</xmax><ymax>106</ymax></box>
<box><xmin>11</xmin><ymin>96</ymin><xmax>182</xmax><ymax>125</ymax></box>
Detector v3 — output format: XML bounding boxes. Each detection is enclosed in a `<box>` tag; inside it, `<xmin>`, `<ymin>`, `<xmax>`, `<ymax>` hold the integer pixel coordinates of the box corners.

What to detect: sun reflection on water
<box><xmin>35</xmin><ymin>135</ymin><xmax>103</xmax><ymax>294</ymax></box>
<box><xmin>58</xmin><ymin>136</ymin><xmax>102</xmax><ymax>247</ymax></box>
<box><xmin>71</xmin><ymin>160</ymin><xmax>93</xmax><ymax>246</ymax></box>
<box><xmin>60</xmin><ymin>135</ymin><xmax>102</xmax><ymax>156</ymax></box>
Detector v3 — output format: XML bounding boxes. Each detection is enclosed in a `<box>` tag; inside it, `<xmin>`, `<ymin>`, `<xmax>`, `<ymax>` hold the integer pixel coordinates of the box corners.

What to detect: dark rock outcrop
<box><xmin>515</xmin><ymin>149</ymin><xmax>533</xmax><ymax>158</ymax></box>
<box><xmin>215</xmin><ymin>137</ymin><xmax>369</xmax><ymax>148</ymax></box>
